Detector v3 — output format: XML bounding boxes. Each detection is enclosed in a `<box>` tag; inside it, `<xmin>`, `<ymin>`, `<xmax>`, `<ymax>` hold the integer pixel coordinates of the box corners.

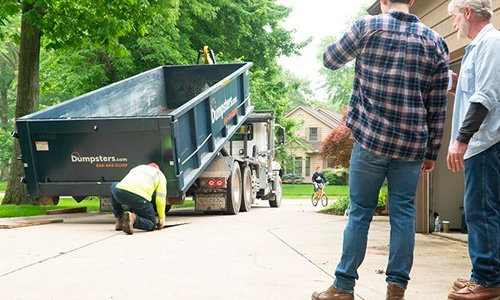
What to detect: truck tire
<box><xmin>226</xmin><ymin>163</ymin><xmax>242</xmax><ymax>215</ymax></box>
<box><xmin>240</xmin><ymin>166</ymin><xmax>253</xmax><ymax>212</ymax></box>
<box><xmin>269</xmin><ymin>177</ymin><xmax>282</xmax><ymax>208</ymax></box>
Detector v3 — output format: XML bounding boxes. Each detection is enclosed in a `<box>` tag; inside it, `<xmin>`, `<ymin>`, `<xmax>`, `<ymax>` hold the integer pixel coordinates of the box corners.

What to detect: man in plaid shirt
<box><xmin>312</xmin><ymin>0</ymin><xmax>449</xmax><ymax>299</ymax></box>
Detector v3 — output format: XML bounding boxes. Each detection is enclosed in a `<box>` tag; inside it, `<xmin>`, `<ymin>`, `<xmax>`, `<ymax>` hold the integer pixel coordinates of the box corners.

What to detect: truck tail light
<box><xmin>201</xmin><ymin>178</ymin><xmax>227</xmax><ymax>188</ymax></box>
<box><xmin>208</xmin><ymin>179</ymin><xmax>216</xmax><ymax>187</ymax></box>
<box><xmin>215</xmin><ymin>179</ymin><xmax>224</xmax><ymax>187</ymax></box>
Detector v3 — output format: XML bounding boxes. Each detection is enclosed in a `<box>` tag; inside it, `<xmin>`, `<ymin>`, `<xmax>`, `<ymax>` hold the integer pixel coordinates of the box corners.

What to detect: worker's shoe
<box><xmin>447</xmin><ymin>281</ymin><xmax>500</xmax><ymax>300</ymax></box>
<box><xmin>453</xmin><ymin>278</ymin><xmax>470</xmax><ymax>291</ymax></box>
<box><xmin>311</xmin><ymin>285</ymin><xmax>354</xmax><ymax>300</ymax></box>
<box><xmin>386</xmin><ymin>284</ymin><xmax>405</xmax><ymax>300</ymax></box>
<box><xmin>114</xmin><ymin>216</ymin><xmax>123</xmax><ymax>231</ymax></box>
<box><xmin>122</xmin><ymin>212</ymin><xmax>136</xmax><ymax>235</ymax></box>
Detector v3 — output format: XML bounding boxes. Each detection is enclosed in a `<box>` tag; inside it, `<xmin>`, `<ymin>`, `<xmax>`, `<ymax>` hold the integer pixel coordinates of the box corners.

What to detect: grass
<box><xmin>0</xmin><ymin>197</ymin><xmax>99</xmax><ymax>218</ymax></box>
<box><xmin>0</xmin><ymin>192</ymin><xmax>194</xmax><ymax>218</ymax></box>
<box><xmin>282</xmin><ymin>183</ymin><xmax>388</xmax><ymax>200</ymax></box>
<box><xmin>282</xmin><ymin>184</ymin><xmax>349</xmax><ymax>199</ymax></box>
<box><xmin>0</xmin><ymin>181</ymin><xmax>6</xmax><ymax>191</ymax></box>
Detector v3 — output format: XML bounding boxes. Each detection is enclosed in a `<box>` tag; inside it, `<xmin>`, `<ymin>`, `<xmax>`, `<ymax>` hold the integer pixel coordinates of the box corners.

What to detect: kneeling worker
<box><xmin>110</xmin><ymin>163</ymin><xmax>167</xmax><ymax>234</ymax></box>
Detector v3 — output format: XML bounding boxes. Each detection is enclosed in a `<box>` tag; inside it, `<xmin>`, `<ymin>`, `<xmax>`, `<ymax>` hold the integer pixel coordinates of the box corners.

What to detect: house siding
<box><xmin>285</xmin><ymin>107</ymin><xmax>340</xmax><ymax>182</ymax></box>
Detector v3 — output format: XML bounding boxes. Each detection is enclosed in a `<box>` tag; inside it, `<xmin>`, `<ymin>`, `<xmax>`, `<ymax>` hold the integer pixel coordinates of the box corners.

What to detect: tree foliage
<box><xmin>318</xmin><ymin>2</ymin><xmax>370</xmax><ymax>111</ymax></box>
<box><xmin>0</xmin><ymin>0</ymin><xmax>307</xmax><ymax>204</ymax></box>
<box><xmin>319</xmin><ymin>108</ymin><xmax>353</xmax><ymax>168</ymax></box>
<box><xmin>1</xmin><ymin>0</ymin><xmax>178</xmax><ymax>205</ymax></box>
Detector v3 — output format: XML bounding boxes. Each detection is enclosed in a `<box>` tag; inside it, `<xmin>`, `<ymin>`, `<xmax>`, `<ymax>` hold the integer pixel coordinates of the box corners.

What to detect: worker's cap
<box><xmin>148</xmin><ymin>162</ymin><xmax>160</xmax><ymax>169</ymax></box>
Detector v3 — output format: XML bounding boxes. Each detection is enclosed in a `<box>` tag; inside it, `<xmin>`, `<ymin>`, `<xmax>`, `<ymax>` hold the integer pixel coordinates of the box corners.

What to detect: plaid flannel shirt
<box><xmin>324</xmin><ymin>10</ymin><xmax>449</xmax><ymax>161</ymax></box>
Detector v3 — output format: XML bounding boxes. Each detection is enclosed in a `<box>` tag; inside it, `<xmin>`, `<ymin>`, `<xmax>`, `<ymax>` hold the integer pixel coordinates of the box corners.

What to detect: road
<box><xmin>0</xmin><ymin>200</ymin><xmax>470</xmax><ymax>300</ymax></box>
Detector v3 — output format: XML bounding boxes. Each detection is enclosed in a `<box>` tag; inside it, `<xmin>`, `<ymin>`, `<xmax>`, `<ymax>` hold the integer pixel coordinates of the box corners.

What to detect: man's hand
<box><xmin>157</xmin><ymin>218</ymin><xmax>165</xmax><ymax>230</ymax></box>
<box><xmin>447</xmin><ymin>71</ymin><xmax>458</xmax><ymax>96</ymax></box>
<box><xmin>447</xmin><ymin>141</ymin><xmax>468</xmax><ymax>172</ymax></box>
<box><xmin>420</xmin><ymin>159</ymin><xmax>436</xmax><ymax>175</ymax></box>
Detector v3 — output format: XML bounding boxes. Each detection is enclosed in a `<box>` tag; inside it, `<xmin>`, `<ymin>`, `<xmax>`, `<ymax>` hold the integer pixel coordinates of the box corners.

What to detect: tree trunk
<box><xmin>2</xmin><ymin>4</ymin><xmax>41</xmax><ymax>205</ymax></box>
<box><xmin>1</xmin><ymin>90</ymin><xmax>7</xmax><ymax>127</ymax></box>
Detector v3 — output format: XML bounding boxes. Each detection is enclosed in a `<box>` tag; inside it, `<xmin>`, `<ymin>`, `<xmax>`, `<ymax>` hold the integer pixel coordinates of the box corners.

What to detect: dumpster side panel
<box><xmin>17</xmin><ymin>118</ymin><xmax>176</xmax><ymax>197</ymax></box>
<box><xmin>170</xmin><ymin>65</ymin><xmax>253</xmax><ymax>193</ymax></box>
<box><xmin>23</xmin><ymin>67</ymin><xmax>167</xmax><ymax>119</ymax></box>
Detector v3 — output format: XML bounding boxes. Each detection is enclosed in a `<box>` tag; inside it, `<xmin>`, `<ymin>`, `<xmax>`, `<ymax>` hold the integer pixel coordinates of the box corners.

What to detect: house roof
<box><xmin>285</xmin><ymin>106</ymin><xmax>339</xmax><ymax>128</ymax></box>
<box><xmin>316</xmin><ymin>108</ymin><xmax>343</xmax><ymax>125</ymax></box>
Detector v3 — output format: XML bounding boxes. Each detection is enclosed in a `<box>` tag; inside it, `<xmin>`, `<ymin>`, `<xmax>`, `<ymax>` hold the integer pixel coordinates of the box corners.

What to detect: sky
<box><xmin>276</xmin><ymin>0</ymin><xmax>372</xmax><ymax>101</ymax></box>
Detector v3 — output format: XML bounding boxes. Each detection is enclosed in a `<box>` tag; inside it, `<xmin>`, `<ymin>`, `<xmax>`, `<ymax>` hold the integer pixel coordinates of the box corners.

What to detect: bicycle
<box><xmin>311</xmin><ymin>182</ymin><xmax>329</xmax><ymax>207</ymax></box>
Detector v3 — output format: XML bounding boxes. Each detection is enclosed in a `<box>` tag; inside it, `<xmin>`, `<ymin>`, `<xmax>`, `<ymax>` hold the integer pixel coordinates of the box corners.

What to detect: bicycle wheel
<box><xmin>311</xmin><ymin>194</ymin><xmax>318</xmax><ymax>206</ymax></box>
<box><xmin>321</xmin><ymin>194</ymin><xmax>328</xmax><ymax>207</ymax></box>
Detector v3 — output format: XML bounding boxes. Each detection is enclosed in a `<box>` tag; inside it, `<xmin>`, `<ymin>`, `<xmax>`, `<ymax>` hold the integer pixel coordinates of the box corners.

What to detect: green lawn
<box><xmin>0</xmin><ymin>193</ymin><xmax>194</xmax><ymax>218</ymax></box>
<box><xmin>0</xmin><ymin>197</ymin><xmax>100</xmax><ymax>218</ymax></box>
<box><xmin>282</xmin><ymin>184</ymin><xmax>349</xmax><ymax>199</ymax></box>
<box><xmin>0</xmin><ymin>181</ymin><xmax>6</xmax><ymax>192</ymax></box>
<box><xmin>282</xmin><ymin>184</ymin><xmax>388</xmax><ymax>199</ymax></box>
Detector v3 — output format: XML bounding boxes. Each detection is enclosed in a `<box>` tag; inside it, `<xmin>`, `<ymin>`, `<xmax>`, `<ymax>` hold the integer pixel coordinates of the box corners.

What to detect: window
<box><xmin>230</xmin><ymin>124</ymin><xmax>253</xmax><ymax>141</ymax></box>
<box><xmin>294</xmin><ymin>157</ymin><xmax>303</xmax><ymax>175</ymax></box>
<box><xmin>309</xmin><ymin>127</ymin><xmax>318</xmax><ymax>141</ymax></box>
<box><xmin>305</xmin><ymin>157</ymin><xmax>310</xmax><ymax>176</ymax></box>
<box><xmin>327</xmin><ymin>158</ymin><xmax>334</xmax><ymax>168</ymax></box>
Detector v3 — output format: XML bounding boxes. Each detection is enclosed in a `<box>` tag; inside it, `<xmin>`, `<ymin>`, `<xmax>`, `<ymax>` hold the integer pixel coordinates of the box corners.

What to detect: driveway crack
<box><xmin>267</xmin><ymin>228</ymin><xmax>366</xmax><ymax>300</ymax></box>
<box><xmin>0</xmin><ymin>232</ymin><xmax>122</xmax><ymax>279</ymax></box>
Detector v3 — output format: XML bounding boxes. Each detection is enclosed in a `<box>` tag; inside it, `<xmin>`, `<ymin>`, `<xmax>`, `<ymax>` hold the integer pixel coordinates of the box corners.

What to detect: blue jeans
<box><xmin>334</xmin><ymin>143</ymin><xmax>421</xmax><ymax>291</ymax></box>
<box><xmin>464</xmin><ymin>141</ymin><xmax>500</xmax><ymax>287</ymax></box>
<box><xmin>110</xmin><ymin>182</ymin><xmax>156</xmax><ymax>231</ymax></box>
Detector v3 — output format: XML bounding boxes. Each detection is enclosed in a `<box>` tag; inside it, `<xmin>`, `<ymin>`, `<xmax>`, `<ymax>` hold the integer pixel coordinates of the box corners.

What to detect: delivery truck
<box><xmin>14</xmin><ymin>62</ymin><xmax>284</xmax><ymax>215</ymax></box>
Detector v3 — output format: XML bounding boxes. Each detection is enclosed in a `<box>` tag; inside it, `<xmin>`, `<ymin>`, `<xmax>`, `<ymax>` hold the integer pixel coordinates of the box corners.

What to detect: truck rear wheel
<box><xmin>269</xmin><ymin>177</ymin><xmax>282</xmax><ymax>208</ymax></box>
<box><xmin>240</xmin><ymin>166</ymin><xmax>253</xmax><ymax>212</ymax></box>
<box><xmin>226</xmin><ymin>163</ymin><xmax>242</xmax><ymax>215</ymax></box>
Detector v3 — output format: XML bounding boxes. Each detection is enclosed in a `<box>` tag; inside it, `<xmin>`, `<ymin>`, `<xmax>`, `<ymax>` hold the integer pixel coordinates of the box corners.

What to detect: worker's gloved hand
<box><xmin>157</xmin><ymin>218</ymin><xmax>165</xmax><ymax>230</ymax></box>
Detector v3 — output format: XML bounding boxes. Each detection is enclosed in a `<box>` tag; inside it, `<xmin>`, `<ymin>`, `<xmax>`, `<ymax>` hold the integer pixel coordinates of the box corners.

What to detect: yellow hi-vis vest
<box><xmin>116</xmin><ymin>165</ymin><xmax>167</xmax><ymax>219</ymax></box>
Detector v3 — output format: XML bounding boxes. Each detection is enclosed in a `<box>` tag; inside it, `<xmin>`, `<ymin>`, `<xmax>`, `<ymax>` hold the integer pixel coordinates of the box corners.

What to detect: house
<box><xmin>284</xmin><ymin>106</ymin><xmax>343</xmax><ymax>182</ymax></box>
<box><xmin>368</xmin><ymin>0</ymin><xmax>500</xmax><ymax>233</ymax></box>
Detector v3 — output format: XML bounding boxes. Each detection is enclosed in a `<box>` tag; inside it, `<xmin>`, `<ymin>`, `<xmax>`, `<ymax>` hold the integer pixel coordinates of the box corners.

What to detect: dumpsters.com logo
<box><xmin>211</xmin><ymin>96</ymin><xmax>238</xmax><ymax>125</ymax></box>
<box><xmin>70</xmin><ymin>151</ymin><xmax>128</xmax><ymax>164</ymax></box>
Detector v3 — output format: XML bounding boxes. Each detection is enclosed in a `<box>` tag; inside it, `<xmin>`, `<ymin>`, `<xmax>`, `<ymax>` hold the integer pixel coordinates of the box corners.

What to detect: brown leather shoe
<box><xmin>122</xmin><ymin>211</ymin><xmax>136</xmax><ymax>235</ymax></box>
<box><xmin>453</xmin><ymin>278</ymin><xmax>470</xmax><ymax>291</ymax></box>
<box><xmin>447</xmin><ymin>281</ymin><xmax>500</xmax><ymax>300</ymax></box>
<box><xmin>386</xmin><ymin>284</ymin><xmax>405</xmax><ymax>300</ymax></box>
<box><xmin>114</xmin><ymin>216</ymin><xmax>123</xmax><ymax>231</ymax></box>
<box><xmin>311</xmin><ymin>285</ymin><xmax>354</xmax><ymax>300</ymax></box>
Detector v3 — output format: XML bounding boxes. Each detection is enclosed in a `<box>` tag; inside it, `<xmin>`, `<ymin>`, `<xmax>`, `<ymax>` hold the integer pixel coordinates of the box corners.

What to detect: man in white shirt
<box><xmin>446</xmin><ymin>1</ymin><xmax>500</xmax><ymax>299</ymax></box>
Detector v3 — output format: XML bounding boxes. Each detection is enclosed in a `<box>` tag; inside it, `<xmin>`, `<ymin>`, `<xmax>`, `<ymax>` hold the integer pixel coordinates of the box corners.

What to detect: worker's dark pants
<box><xmin>110</xmin><ymin>182</ymin><xmax>156</xmax><ymax>231</ymax></box>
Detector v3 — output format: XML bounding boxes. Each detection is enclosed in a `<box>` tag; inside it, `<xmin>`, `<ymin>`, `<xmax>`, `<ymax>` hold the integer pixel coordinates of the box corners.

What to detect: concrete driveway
<box><xmin>0</xmin><ymin>200</ymin><xmax>470</xmax><ymax>300</ymax></box>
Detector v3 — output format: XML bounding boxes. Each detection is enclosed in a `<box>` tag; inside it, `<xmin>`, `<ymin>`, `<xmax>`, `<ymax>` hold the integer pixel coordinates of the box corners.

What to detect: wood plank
<box><xmin>412</xmin><ymin>0</ymin><xmax>449</xmax><ymax>21</ymax></box>
<box><xmin>420</xmin><ymin>2</ymin><xmax>451</xmax><ymax>29</ymax></box>
<box><xmin>0</xmin><ymin>219</ymin><xmax>63</xmax><ymax>229</ymax></box>
<box><xmin>45</xmin><ymin>207</ymin><xmax>87</xmax><ymax>215</ymax></box>
<box><xmin>163</xmin><ymin>220</ymin><xmax>191</xmax><ymax>228</ymax></box>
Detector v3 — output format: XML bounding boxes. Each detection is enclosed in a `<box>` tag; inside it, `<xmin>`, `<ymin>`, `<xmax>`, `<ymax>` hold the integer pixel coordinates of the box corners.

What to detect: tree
<box><xmin>1</xmin><ymin>0</ymin><xmax>177</xmax><ymax>205</ymax></box>
<box><xmin>317</xmin><ymin>2</ymin><xmax>370</xmax><ymax>111</ymax></box>
<box><xmin>319</xmin><ymin>108</ymin><xmax>353</xmax><ymax>168</ymax></box>
<box><xmin>1</xmin><ymin>0</ymin><xmax>306</xmax><ymax>204</ymax></box>
<box><xmin>0</xmin><ymin>15</ymin><xmax>19</xmax><ymax>128</ymax></box>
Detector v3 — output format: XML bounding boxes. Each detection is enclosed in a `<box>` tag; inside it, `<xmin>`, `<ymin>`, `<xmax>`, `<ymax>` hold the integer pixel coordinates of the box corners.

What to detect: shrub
<box><xmin>324</xmin><ymin>168</ymin><xmax>348</xmax><ymax>185</ymax></box>
<box><xmin>322</xmin><ymin>195</ymin><xmax>350</xmax><ymax>215</ymax></box>
<box><xmin>282</xmin><ymin>173</ymin><xmax>303</xmax><ymax>184</ymax></box>
<box><xmin>319</xmin><ymin>107</ymin><xmax>354</xmax><ymax>168</ymax></box>
<box><xmin>321</xmin><ymin>189</ymin><xmax>387</xmax><ymax>216</ymax></box>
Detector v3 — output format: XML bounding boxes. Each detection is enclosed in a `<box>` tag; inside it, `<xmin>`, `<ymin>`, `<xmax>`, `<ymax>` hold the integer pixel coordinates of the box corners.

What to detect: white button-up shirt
<box><xmin>451</xmin><ymin>24</ymin><xmax>500</xmax><ymax>159</ymax></box>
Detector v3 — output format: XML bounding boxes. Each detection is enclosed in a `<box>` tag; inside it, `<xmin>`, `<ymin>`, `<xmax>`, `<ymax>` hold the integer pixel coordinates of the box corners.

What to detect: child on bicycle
<box><xmin>312</xmin><ymin>167</ymin><xmax>327</xmax><ymax>194</ymax></box>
